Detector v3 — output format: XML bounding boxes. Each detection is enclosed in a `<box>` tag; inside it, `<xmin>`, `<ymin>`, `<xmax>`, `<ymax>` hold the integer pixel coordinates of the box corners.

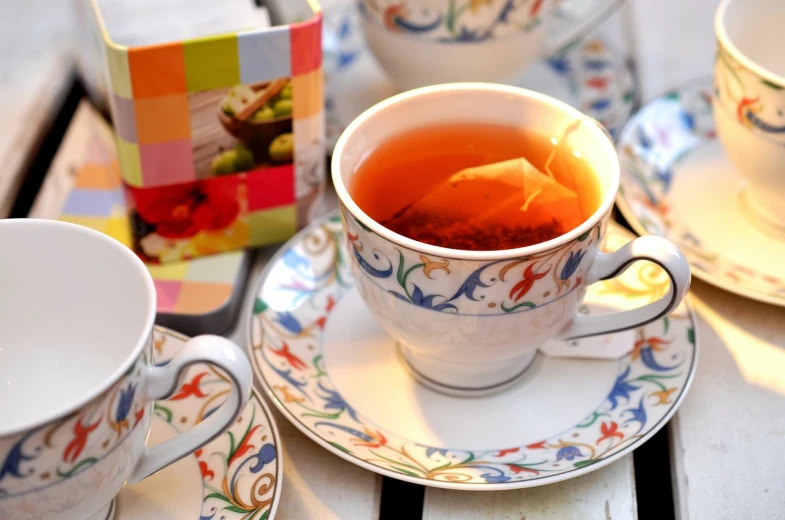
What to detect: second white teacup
<box><xmin>358</xmin><ymin>0</ymin><xmax>621</xmax><ymax>90</ymax></box>
<box><xmin>714</xmin><ymin>0</ymin><xmax>785</xmax><ymax>233</ymax></box>
<box><xmin>0</xmin><ymin>220</ymin><xmax>252</xmax><ymax>520</ymax></box>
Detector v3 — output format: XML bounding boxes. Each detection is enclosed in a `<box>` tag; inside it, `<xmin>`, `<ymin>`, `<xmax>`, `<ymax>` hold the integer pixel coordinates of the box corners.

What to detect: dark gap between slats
<box><xmin>633</xmin><ymin>418</ymin><xmax>677</xmax><ymax>519</ymax></box>
<box><xmin>9</xmin><ymin>75</ymin><xmax>86</xmax><ymax>218</ymax></box>
<box><xmin>379</xmin><ymin>477</ymin><xmax>424</xmax><ymax>520</ymax></box>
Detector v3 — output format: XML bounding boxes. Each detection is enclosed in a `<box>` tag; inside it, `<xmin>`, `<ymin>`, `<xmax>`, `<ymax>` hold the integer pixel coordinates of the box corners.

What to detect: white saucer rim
<box><xmin>247</xmin><ymin>212</ymin><xmax>700</xmax><ymax>491</ymax></box>
<box><xmin>614</xmin><ymin>76</ymin><xmax>785</xmax><ymax>308</ymax></box>
<box><xmin>154</xmin><ymin>326</ymin><xmax>284</xmax><ymax>519</ymax></box>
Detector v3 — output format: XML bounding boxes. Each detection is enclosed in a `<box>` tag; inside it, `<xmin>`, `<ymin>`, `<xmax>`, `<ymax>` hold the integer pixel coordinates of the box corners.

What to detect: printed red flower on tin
<box><xmin>132</xmin><ymin>178</ymin><xmax>240</xmax><ymax>239</ymax></box>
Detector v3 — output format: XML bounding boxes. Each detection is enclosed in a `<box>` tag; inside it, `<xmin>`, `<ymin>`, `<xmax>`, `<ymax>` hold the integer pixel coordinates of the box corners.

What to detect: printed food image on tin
<box><xmin>189</xmin><ymin>77</ymin><xmax>295</xmax><ymax>178</ymax></box>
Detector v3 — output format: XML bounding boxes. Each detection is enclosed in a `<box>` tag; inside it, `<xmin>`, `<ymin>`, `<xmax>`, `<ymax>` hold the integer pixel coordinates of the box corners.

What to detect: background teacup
<box><xmin>332</xmin><ymin>83</ymin><xmax>691</xmax><ymax>396</ymax></box>
<box><xmin>713</xmin><ymin>0</ymin><xmax>785</xmax><ymax>234</ymax></box>
<box><xmin>358</xmin><ymin>0</ymin><xmax>622</xmax><ymax>90</ymax></box>
<box><xmin>0</xmin><ymin>220</ymin><xmax>252</xmax><ymax>520</ymax></box>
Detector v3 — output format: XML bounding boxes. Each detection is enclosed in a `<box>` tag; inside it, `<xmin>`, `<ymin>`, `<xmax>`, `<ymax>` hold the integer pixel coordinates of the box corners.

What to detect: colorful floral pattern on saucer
<box><xmin>616</xmin><ymin>79</ymin><xmax>785</xmax><ymax>305</ymax></box>
<box><xmin>248</xmin><ymin>212</ymin><xmax>697</xmax><ymax>490</ymax></box>
<box><xmin>322</xmin><ymin>1</ymin><xmax>635</xmax><ymax>149</ymax></box>
<box><xmin>124</xmin><ymin>328</ymin><xmax>282</xmax><ymax>520</ymax></box>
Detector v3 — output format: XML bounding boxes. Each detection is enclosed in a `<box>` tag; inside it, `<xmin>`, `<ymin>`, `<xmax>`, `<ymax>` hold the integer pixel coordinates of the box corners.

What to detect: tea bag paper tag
<box><xmin>539</xmin><ymin>302</ymin><xmax>635</xmax><ymax>359</ymax></box>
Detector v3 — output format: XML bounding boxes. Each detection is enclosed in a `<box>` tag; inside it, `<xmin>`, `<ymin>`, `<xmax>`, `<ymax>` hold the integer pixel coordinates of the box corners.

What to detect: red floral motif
<box><xmin>134</xmin><ymin>407</ymin><xmax>145</xmax><ymax>427</ymax></box>
<box><xmin>631</xmin><ymin>336</ymin><xmax>671</xmax><ymax>361</ymax></box>
<box><xmin>354</xmin><ymin>429</ymin><xmax>387</xmax><ymax>449</ymax></box>
<box><xmin>530</xmin><ymin>0</ymin><xmax>544</xmax><ymax>17</ymax></box>
<box><xmin>526</xmin><ymin>440</ymin><xmax>547</xmax><ymax>450</ymax></box>
<box><xmin>270</xmin><ymin>342</ymin><xmax>307</xmax><ymax>370</ymax></box>
<box><xmin>229</xmin><ymin>425</ymin><xmax>262</xmax><ymax>466</ymax></box>
<box><xmin>63</xmin><ymin>416</ymin><xmax>101</xmax><ymax>463</ymax></box>
<box><xmin>170</xmin><ymin>372</ymin><xmax>209</xmax><ymax>401</ymax></box>
<box><xmin>495</xmin><ymin>448</ymin><xmax>519</xmax><ymax>457</ymax></box>
<box><xmin>132</xmin><ymin>178</ymin><xmax>240</xmax><ymax>239</ymax></box>
<box><xmin>736</xmin><ymin>97</ymin><xmax>760</xmax><ymax>124</ymax></box>
<box><xmin>586</xmin><ymin>77</ymin><xmax>609</xmax><ymax>90</ymax></box>
<box><xmin>507</xmin><ymin>464</ymin><xmax>539</xmax><ymax>475</ymax></box>
<box><xmin>509</xmin><ymin>263</ymin><xmax>550</xmax><ymax>302</ymax></box>
<box><xmin>383</xmin><ymin>4</ymin><xmax>405</xmax><ymax>31</ymax></box>
<box><xmin>597</xmin><ymin>421</ymin><xmax>624</xmax><ymax>444</ymax></box>
<box><xmin>195</xmin><ymin>449</ymin><xmax>215</xmax><ymax>480</ymax></box>
<box><xmin>325</xmin><ymin>295</ymin><xmax>336</xmax><ymax>313</ymax></box>
<box><xmin>314</xmin><ymin>316</ymin><xmax>327</xmax><ymax>329</ymax></box>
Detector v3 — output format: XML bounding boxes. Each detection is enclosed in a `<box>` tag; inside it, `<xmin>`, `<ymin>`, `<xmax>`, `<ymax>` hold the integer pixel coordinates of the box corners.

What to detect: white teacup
<box><xmin>358</xmin><ymin>0</ymin><xmax>621</xmax><ymax>90</ymax></box>
<box><xmin>714</xmin><ymin>0</ymin><xmax>785</xmax><ymax>233</ymax></box>
<box><xmin>332</xmin><ymin>83</ymin><xmax>691</xmax><ymax>396</ymax></box>
<box><xmin>0</xmin><ymin>220</ymin><xmax>252</xmax><ymax>520</ymax></box>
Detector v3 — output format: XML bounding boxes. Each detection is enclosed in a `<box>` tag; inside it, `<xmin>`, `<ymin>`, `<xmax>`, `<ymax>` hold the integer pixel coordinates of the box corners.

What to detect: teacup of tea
<box><xmin>714</xmin><ymin>0</ymin><xmax>785</xmax><ymax>233</ymax></box>
<box><xmin>0</xmin><ymin>220</ymin><xmax>252</xmax><ymax>520</ymax></box>
<box><xmin>358</xmin><ymin>0</ymin><xmax>620</xmax><ymax>90</ymax></box>
<box><xmin>332</xmin><ymin>83</ymin><xmax>691</xmax><ymax>396</ymax></box>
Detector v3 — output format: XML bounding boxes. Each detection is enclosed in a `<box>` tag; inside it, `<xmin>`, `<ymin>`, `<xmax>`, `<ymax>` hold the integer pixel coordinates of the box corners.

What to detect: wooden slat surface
<box><xmin>424</xmin><ymin>457</ymin><xmax>637</xmax><ymax>520</ymax></box>
<box><xmin>669</xmin><ymin>281</ymin><xmax>785</xmax><ymax>520</ymax></box>
<box><xmin>0</xmin><ymin>0</ymin><xmax>74</xmax><ymax>217</ymax></box>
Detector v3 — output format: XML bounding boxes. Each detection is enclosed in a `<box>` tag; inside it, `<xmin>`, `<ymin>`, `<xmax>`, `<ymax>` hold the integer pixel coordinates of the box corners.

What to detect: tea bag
<box><xmin>383</xmin><ymin>150</ymin><xmax>584</xmax><ymax>250</ymax></box>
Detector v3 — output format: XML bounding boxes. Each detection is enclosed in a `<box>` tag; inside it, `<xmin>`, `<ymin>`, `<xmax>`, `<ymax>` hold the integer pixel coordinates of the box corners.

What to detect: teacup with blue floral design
<box><xmin>0</xmin><ymin>220</ymin><xmax>252</xmax><ymax>520</ymax></box>
<box><xmin>332</xmin><ymin>83</ymin><xmax>691</xmax><ymax>396</ymax></box>
<box><xmin>357</xmin><ymin>0</ymin><xmax>622</xmax><ymax>90</ymax></box>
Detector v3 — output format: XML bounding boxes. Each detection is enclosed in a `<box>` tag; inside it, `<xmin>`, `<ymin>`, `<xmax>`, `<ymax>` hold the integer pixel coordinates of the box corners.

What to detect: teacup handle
<box><xmin>128</xmin><ymin>335</ymin><xmax>252</xmax><ymax>483</ymax></box>
<box><xmin>542</xmin><ymin>0</ymin><xmax>625</xmax><ymax>56</ymax></box>
<box><xmin>557</xmin><ymin>235</ymin><xmax>691</xmax><ymax>340</ymax></box>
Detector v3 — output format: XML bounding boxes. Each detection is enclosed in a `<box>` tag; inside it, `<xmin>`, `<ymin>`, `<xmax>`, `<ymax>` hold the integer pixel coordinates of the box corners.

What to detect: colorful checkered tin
<box><xmin>87</xmin><ymin>0</ymin><xmax>325</xmax><ymax>262</ymax></box>
<box><xmin>32</xmin><ymin>101</ymin><xmax>250</xmax><ymax>336</ymax></box>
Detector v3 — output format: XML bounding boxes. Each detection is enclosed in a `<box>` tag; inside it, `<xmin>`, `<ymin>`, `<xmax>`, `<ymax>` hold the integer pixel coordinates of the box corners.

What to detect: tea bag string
<box><xmin>522</xmin><ymin>117</ymin><xmax>585</xmax><ymax>211</ymax></box>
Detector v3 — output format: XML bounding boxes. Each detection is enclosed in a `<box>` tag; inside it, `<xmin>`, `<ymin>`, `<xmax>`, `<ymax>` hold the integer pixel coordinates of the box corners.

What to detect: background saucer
<box><xmin>616</xmin><ymin>78</ymin><xmax>785</xmax><ymax>306</ymax></box>
<box><xmin>249</xmin><ymin>213</ymin><xmax>697</xmax><ymax>490</ymax></box>
<box><xmin>322</xmin><ymin>0</ymin><xmax>635</xmax><ymax>150</ymax></box>
<box><xmin>116</xmin><ymin>327</ymin><xmax>282</xmax><ymax>520</ymax></box>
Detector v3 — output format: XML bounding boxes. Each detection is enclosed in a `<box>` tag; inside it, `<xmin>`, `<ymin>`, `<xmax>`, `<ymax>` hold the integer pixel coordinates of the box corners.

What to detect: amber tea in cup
<box><xmin>349</xmin><ymin>122</ymin><xmax>602</xmax><ymax>251</ymax></box>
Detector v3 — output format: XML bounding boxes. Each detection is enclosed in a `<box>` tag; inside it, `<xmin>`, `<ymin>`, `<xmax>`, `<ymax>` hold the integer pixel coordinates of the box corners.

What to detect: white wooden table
<box><xmin>11</xmin><ymin>0</ymin><xmax>785</xmax><ymax>518</ymax></box>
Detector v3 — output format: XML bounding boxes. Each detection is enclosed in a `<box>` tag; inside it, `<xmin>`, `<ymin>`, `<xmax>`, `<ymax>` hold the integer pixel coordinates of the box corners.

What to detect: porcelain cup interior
<box><xmin>714</xmin><ymin>0</ymin><xmax>785</xmax><ymax>231</ymax></box>
<box><xmin>0</xmin><ymin>219</ymin><xmax>155</xmax><ymax>436</ymax></box>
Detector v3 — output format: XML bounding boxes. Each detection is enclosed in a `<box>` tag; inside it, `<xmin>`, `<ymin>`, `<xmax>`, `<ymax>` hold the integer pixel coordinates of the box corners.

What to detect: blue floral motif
<box><xmin>623</xmin><ymin>397</ymin><xmax>648</xmax><ymax>434</ymax></box>
<box><xmin>248</xmin><ymin>443</ymin><xmax>277</xmax><ymax>473</ymax></box>
<box><xmin>276</xmin><ymin>311</ymin><xmax>303</xmax><ymax>334</ymax></box>
<box><xmin>116</xmin><ymin>384</ymin><xmax>137</xmax><ymax>422</ymax></box>
<box><xmin>425</xmin><ymin>447</ymin><xmax>450</xmax><ymax>459</ymax></box>
<box><xmin>282</xmin><ymin>248</ymin><xmax>312</xmax><ymax>278</ymax></box>
<box><xmin>639</xmin><ymin>345</ymin><xmax>680</xmax><ymax>372</ymax></box>
<box><xmin>317</xmin><ymin>381</ymin><xmax>359</xmax><ymax>422</ymax></box>
<box><xmin>584</xmin><ymin>59</ymin><xmax>610</xmax><ymax>72</ymax></box>
<box><xmin>547</xmin><ymin>56</ymin><xmax>571</xmax><ymax>75</ymax></box>
<box><xmin>314</xmin><ymin>422</ymin><xmax>374</xmax><ymax>443</ymax></box>
<box><xmin>478</xmin><ymin>464</ymin><xmax>512</xmax><ymax>483</ymax></box>
<box><xmin>591</xmin><ymin>98</ymin><xmax>612</xmax><ymax>112</ymax></box>
<box><xmin>393</xmin><ymin>13</ymin><xmax>443</xmax><ymax>33</ymax></box>
<box><xmin>680</xmin><ymin>110</ymin><xmax>696</xmax><ymax>131</ymax></box>
<box><xmin>447</xmin><ymin>260</ymin><xmax>502</xmax><ymax>302</ymax></box>
<box><xmin>560</xmin><ymin>250</ymin><xmax>586</xmax><ymax>280</ymax></box>
<box><xmin>0</xmin><ymin>431</ymin><xmax>36</xmax><ymax>482</ymax></box>
<box><xmin>353</xmin><ymin>247</ymin><xmax>393</xmax><ymax>278</ymax></box>
<box><xmin>607</xmin><ymin>367</ymin><xmax>639</xmax><ymax>410</ymax></box>
<box><xmin>391</xmin><ymin>286</ymin><xmax>458</xmax><ymax>312</ymax></box>
<box><xmin>481</xmin><ymin>472</ymin><xmax>512</xmax><ymax>483</ymax></box>
<box><xmin>556</xmin><ymin>446</ymin><xmax>584</xmax><ymax>461</ymax></box>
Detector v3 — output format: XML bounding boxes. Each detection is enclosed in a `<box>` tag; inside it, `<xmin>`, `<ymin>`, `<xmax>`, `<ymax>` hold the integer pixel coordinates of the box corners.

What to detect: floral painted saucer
<box><xmin>616</xmin><ymin>79</ymin><xmax>785</xmax><ymax>306</ymax></box>
<box><xmin>112</xmin><ymin>327</ymin><xmax>282</xmax><ymax>519</ymax></box>
<box><xmin>248</xmin><ymin>212</ymin><xmax>697</xmax><ymax>490</ymax></box>
<box><xmin>322</xmin><ymin>0</ymin><xmax>635</xmax><ymax>151</ymax></box>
